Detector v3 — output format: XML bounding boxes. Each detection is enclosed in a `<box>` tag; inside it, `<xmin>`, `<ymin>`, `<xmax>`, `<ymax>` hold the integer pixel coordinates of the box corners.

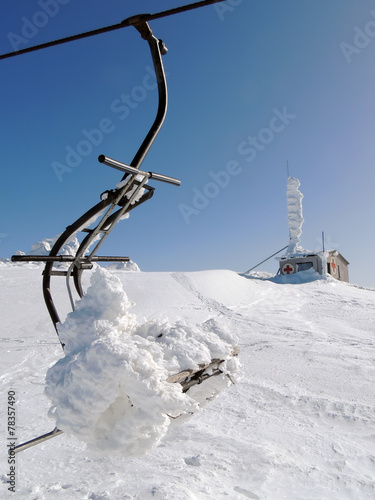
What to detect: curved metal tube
<box><xmin>126</xmin><ymin>24</ymin><xmax>168</xmax><ymax>173</ymax></box>
<box><xmin>42</xmin><ymin>21</ymin><xmax>168</xmax><ymax>345</ymax></box>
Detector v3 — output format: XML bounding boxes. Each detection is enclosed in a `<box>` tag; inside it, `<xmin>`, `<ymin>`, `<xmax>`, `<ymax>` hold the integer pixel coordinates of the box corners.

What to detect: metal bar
<box><xmin>14</xmin><ymin>428</ymin><xmax>63</xmax><ymax>453</ymax></box>
<box><xmin>148</xmin><ymin>171</ymin><xmax>181</xmax><ymax>186</ymax></box>
<box><xmin>98</xmin><ymin>155</ymin><xmax>149</xmax><ymax>175</ymax></box>
<box><xmin>49</xmin><ymin>271</ymin><xmax>68</xmax><ymax>277</ymax></box>
<box><xmin>12</xmin><ymin>255</ymin><xmax>130</xmax><ymax>262</ymax></box>
<box><xmin>126</xmin><ymin>31</ymin><xmax>168</xmax><ymax>172</ymax></box>
<box><xmin>91</xmin><ymin>256</ymin><xmax>130</xmax><ymax>262</ymax></box>
<box><xmin>244</xmin><ymin>245</ymin><xmax>289</xmax><ymax>274</ymax></box>
<box><xmin>181</xmin><ymin>368</ymin><xmax>223</xmax><ymax>393</ymax></box>
<box><xmin>99</xmin><ymin>155</ymin><xmax>181</xmax><ymax>186</ymax></box>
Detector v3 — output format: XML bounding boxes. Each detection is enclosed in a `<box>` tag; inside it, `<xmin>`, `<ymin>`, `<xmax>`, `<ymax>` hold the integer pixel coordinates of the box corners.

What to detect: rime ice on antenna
<box><xmin>286</xmin><ymin>177</ymin><xmax>304</xmax><ymax>256</ymax></box>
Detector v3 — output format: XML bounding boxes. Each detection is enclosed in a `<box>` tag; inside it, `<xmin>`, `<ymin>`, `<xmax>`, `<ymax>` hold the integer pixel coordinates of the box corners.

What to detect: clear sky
<box><xmin>1</xmin><ymin>0</ymin><xmax>374</xmax><ymax>287</ymax></box>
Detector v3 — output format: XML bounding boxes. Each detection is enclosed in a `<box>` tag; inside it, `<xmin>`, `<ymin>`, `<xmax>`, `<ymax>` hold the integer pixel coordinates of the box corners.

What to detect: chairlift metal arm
<box><xmin>40</xmin><ymin>21</ymin><xmax>170</xmax><ymax>340</ymax></box>
<box><xmin>126</xmin><ymin>21</ymin><xmax>168</xmax><ymax>174</ymax></box>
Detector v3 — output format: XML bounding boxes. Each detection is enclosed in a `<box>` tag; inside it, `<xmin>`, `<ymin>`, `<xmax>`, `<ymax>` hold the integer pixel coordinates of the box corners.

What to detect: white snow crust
<box><xmin>44</xmin><ymin>267</ymin><xmax>239</xmax><ymax>457</ymax></box>
<box><xmin>1</xmin><ymin>264</ymin><xmax>374</xmax><ymax>499</ymax></box>
<box><xmin>286</xmin><ymin>176</ymin><xmax>304</xmax><ymax>255</ymax></box>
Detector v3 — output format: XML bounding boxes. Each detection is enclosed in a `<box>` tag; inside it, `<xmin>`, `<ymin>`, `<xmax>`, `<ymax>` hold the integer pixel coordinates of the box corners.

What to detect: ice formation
<box><xmin>286</xmin><ymin>177</ymin><xmax>304</xmax><ymax>255</ymax></box>
<box><xmin>26</xmin><ymin>235</ymin><xmax>80</xmax><ymax>256</ymax></box>
<box><xmin>45</xmin><ymin>267</ymin><xmax>239</xmax><ymax>457</ymax></box>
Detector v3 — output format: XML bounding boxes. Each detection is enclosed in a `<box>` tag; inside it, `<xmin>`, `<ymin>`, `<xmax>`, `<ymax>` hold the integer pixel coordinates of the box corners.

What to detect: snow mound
<box><xmin>105</xmin><ymin>259</ymin><xmax>140</xmax><ymax>271</ymax></box>
<box><xmin>45</xmin><ymin>267</ymin><xmax>239</xmax><ymax>457</ymax></box>
<box><xmin>26</xmin><ymin>235</ymin><xmax>79</xmax><ymax>256</ymax></box>
<box><xmin>271</xmin><ymin>267</ymin><xmax>323</xmax><ymax>284</ymax></box>
<box><xmin>241</xmin><ymin>270</ymin><xmax>276</xmax><ymax>280</ymax></box>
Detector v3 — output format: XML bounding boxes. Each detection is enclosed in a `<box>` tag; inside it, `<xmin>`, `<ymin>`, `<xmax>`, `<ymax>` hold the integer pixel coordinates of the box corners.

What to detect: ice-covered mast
<box><xmin>286</xmin><ymin>174</ymin><xmax>304</xmax><ymax>256</ymax></box>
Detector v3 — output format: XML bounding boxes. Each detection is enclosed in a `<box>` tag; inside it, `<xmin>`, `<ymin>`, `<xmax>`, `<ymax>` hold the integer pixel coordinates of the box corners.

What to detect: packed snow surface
<box><xmin>1</xmin><ymin>263</ymin><xmax>375</xmax><ymax>499</ymax></box>
<box><xmin>286</xmin><ymin>176</ymin><xmax>304</xmax><ymax>255</ymax></box>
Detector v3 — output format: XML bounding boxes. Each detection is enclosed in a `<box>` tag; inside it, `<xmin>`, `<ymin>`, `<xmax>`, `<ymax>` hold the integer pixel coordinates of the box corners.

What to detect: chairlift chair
<box><xmin>3</xmin><ymin>0</ymin><xmax>238</xmax><ymax>453</ymax></box>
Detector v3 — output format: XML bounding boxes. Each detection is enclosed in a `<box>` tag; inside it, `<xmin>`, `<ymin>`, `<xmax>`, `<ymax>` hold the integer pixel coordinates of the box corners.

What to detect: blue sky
<box><xmin>1</xmin><ymin>0</ymin><xmax>374</xmax><ymax>287</ymax></box>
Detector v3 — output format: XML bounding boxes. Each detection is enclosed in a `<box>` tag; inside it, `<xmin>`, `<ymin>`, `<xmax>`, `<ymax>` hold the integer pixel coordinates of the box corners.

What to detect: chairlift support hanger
<box><xmin>5</xmin><ymin>0</ymin><xmax>236</xmax><ymax>453</ymax></box>
<box><xmin>7</xmin><ymin>0</ymin><xmax>225</xmax><ymax>336</ymax></box>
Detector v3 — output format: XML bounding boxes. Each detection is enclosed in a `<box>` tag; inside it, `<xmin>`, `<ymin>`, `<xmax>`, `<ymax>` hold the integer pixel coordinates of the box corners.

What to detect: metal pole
<box><xmin>244</xmin><ymin>245</ymin><xmax>288</xmax><ymax>274</ymax></box>
<box><xmin>14</xmin><ymin>428</ymin><xmax>63</xmax><ymax>454</ymax></box>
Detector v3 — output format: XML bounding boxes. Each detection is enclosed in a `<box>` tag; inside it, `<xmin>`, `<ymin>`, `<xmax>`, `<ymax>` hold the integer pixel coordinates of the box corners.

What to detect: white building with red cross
<box><xmin>277</xmin><ymin>176</ymin><xmax>350</xmax><ymax>282</ymax></box>
<box><xmin>278</xmin><ymin>250</ymin><xmax>349</xmax><ymax>282</ymax></box>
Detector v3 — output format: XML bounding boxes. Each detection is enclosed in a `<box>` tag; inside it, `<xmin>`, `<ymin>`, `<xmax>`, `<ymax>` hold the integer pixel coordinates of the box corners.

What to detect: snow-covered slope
<box><xmin>0</xmin><ymin>263</ymin><xmax>374</xmax><ymax>499</ymax></box>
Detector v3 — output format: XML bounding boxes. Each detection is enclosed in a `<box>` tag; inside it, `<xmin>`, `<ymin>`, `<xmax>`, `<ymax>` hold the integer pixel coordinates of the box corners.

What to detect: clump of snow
<box><xmin>45</xmin><ymin>267</ymin><xmax>239</xmax><ymax>457</ymax></box>
<box><xmin>12</xmin><ymin>236</ymin><xmax>81</xmax><ymax>268</ymax></box>
<box><xmin>286</xmin><ymin>177</ymin><xmax>304</xmax><ymax>255</ymax></box>
<box><xmin>105</xmin><ymin>259</ymin><xmax>140</xmax><ymax>271</ymax></box>
<box><xmin>116</xmin><ymin>173</ymin><xmax>148</xmax><ymax>205</ymax></box>
<box><xmin>27</xmin><ymin>235</ymin><xmax>79</xmax><ymax>256</ymax></box>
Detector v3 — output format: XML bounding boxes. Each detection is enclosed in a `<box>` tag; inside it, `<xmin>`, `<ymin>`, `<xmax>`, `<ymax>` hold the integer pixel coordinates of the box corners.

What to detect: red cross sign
<box><xmin>330</xmin><ymin>258</ymin><xmax>337</xmax><ymax>275</ymax></box>
<box><xmin>281</xmin><ymin>262</ymin><xmax>296</xmax><ymax>275</ymax></box>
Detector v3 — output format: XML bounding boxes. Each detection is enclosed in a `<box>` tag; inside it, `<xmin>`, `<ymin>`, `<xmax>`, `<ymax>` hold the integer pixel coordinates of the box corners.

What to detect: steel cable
<box><xmin>0</xmin><ymin>0</ymin><xmax>226</xmax><ymax>60</ymax></box>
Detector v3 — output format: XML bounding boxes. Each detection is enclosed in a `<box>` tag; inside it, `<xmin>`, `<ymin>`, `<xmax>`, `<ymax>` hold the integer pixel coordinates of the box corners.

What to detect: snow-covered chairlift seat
<box><xmin>9</xmin><ymin>12</ymin><xmax>238</xmax><ymax>454</ymax></box>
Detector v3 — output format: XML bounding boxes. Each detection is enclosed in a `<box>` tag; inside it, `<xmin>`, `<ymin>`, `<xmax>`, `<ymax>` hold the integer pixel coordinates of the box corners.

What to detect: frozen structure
<box><xmin>278</xmin><ymin>177</ymin><xmax>349</xmax><ymax>282</ymax></box>
<box><xmin>45</xmin><ymin>267</ymin><xmax>240</xmax><ymax>456</ymax></box>
<box><xmin>286</xmin><ymin>177</ymin><xmax>304</xmax><ymax>255</ymax></box>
